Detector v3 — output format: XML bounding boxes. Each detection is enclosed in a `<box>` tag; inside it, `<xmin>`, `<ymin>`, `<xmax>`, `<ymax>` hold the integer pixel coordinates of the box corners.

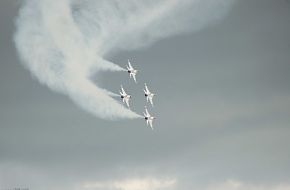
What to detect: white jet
<box><xmin>144</xmin><ymin>83</ymin><xmax>155</xmax><ymax>106</ymax></box>
<box><xmin>126</xmin><ymin>59</ymin><xmax>138</xmax><ymax>83</ymax></box>
<box><xmin>143</xmin><ymin>106</ymin><xmax>155</xmax><ymax>130</ymax></box>
<box><xmin>119</xmin><ymin>85</ymin><xmax>131</xmax><ymax>108</ymax></box>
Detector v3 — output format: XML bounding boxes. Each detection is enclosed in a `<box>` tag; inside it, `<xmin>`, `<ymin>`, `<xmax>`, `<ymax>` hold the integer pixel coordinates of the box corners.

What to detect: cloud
<box><xmin>205</xmin><ymin>180</ymin><xmax>290</xmax><ymax>190</ymax></box>
<box><xmin>81</xmin><ymin>177</ymin><xmax>176</xmax><ymax>190</ymax></box>
<box><xmin>14</xmin><ymin>0</ymin><xmax>235</xmax><ymax>120</ymax></box>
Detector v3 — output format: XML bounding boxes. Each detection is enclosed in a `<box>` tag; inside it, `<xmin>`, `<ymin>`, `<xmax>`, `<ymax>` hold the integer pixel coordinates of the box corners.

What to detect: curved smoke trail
<box><xmin>14</xmin><ymin>0</ymin><xmax>234</xmax><ymax>119</ymax></box>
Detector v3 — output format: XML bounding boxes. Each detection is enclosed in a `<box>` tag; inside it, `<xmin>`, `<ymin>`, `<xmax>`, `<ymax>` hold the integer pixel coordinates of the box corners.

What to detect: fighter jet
<box><xmin>144</xmin><ymin>83</ymin><xmax>155</xmax><ymax>106</ymax></box>
<box><xmin>143</xmin><ymin>106</ymin><xmax>155</xmax><ymax>130</ymax></box>
<box><xmin>119</xmin><ymin>85</ymin><xmax>131</xmax><ymax>108</ymax></box>
<box><xmin>126</xmin><ymin>59</ymin><xmax>138</xmax><ymax>83</ymax></box>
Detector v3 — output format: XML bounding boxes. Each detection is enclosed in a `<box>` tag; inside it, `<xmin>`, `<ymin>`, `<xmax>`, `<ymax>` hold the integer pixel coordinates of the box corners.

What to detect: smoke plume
<box><xmin>14</xmin><ymin>0</ymin><xmax>234</xmax><ymax>119</ymax></box>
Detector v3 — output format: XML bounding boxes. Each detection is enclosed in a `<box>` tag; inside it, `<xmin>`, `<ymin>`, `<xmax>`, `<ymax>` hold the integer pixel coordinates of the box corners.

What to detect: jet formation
<box><xmin>118</xmin><ymin>60</ymin><xmax>156</xmax><ymax>130</ymax></box>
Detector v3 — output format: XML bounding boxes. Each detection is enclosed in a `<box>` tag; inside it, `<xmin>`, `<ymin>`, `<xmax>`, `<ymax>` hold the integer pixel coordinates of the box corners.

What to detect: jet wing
<box><xmin>120</xmin><ymin>86</ymin><xmax>126</xmax><ymax>94</ymax></box>
<box><xmin>149</xmin><ymin>120</ymin><xmax>154</xmax><ymax>130</ymax></box>
<box><xmin>125</xmin><ymin>98</ymin><xmax>130</xmax><ymax>108</ymax></box>
<box><xmin>132</xmin><ymin>74</ymin><xmax>137</xmax><ymax>83</ymax></box>
<box><xmin>145</xmin><ymin>107</ymin><xmax>150</xmax><ymax>116</ymax></box>
<box><xmin>144</xmin><ymin>83</ymin><xmax>149</xmax><ymax>92</ymax></box>
<box><xmin>149</xmin><ymin>96</ymin><xmax>154</xmax><ymax>107</ymax></box>
<box><xmin>127</xmin><ymin>60</ymin><xmax>133</xmax><ymax>69</ymax></box>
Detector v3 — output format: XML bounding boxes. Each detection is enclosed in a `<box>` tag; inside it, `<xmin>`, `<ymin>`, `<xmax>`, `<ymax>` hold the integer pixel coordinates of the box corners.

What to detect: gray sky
<box><xmin>1</xmin><ymin>0</ymin><xmax>290</xmax><ymax>190</ymax></box>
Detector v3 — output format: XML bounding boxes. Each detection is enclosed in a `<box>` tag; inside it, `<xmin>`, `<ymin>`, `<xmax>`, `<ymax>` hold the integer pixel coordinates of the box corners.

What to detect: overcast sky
<box><xmin>0</xmin><ymin>0</ymin><xmax>290</xmax><ymax>190</ymax></box>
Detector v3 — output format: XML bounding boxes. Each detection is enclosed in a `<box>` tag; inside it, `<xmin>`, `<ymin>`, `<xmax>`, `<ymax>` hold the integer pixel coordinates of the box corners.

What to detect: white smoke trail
<box><xmin>71</xmin><ymin>0</ymin><xmax>236</xmax><ymax>55</ymax></box>
<box><xmin>14</xmin><ymin>0</ymin><xmax>234</xmax><ymax>119</ymax></box>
